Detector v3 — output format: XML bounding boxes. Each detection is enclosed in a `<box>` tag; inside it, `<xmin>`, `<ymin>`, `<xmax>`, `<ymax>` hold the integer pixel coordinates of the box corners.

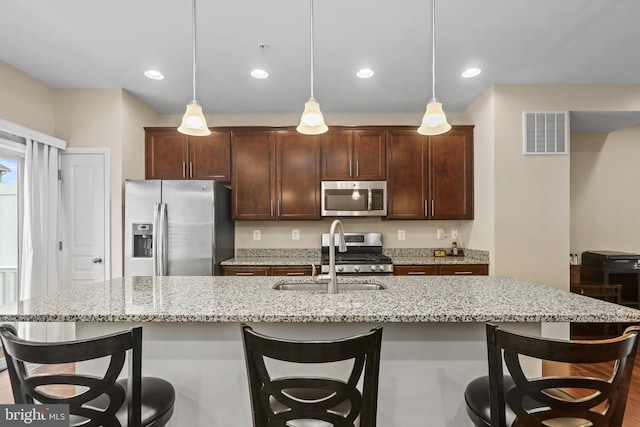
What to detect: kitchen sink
<box><xmin>272</xmin><ymin>281</ymin><xmax>386</xmax><ymax>291</ymax></box>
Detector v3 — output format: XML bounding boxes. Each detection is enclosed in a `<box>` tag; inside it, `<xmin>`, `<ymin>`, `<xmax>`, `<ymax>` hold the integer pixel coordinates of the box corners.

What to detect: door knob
<box><xmin>92</xmin><ymin>257</ymin><xmax>103</xmax><ymax>264</ymax></box>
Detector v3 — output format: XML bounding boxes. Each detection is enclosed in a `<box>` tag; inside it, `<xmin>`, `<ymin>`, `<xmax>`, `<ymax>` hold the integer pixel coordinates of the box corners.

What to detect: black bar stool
<box><xmin>0</xmin><ymin>324</ymin><xmax>175</xmax><ymax>427</ymax></box>
<box><xmin>241</xmin><ymin>325</ymin><xmax>383</xmax><ymax>427</ymax></box>
<box><xmin>464</xmin><ymin>323</ymin><xmax>640</xmax><ymax>427</ymax></box>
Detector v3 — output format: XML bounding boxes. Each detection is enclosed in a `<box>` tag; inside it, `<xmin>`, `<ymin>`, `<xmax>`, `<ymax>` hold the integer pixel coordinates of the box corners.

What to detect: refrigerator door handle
<box><xmin>158</xmin><ymin>203</ymin><xmax>169</xmax><ymax>276</ymax></box>
<box><xmin>152</xmin><ymin>203</ymin><xmax>161</xmax><ymax>276</ymax></box>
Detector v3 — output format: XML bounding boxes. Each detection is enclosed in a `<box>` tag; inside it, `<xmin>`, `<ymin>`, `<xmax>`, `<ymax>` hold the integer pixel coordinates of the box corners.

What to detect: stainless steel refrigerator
<box><xmin>124</xmin><ymin>180</ymin><xmax>234</xmax><ymax>276</ymax></box>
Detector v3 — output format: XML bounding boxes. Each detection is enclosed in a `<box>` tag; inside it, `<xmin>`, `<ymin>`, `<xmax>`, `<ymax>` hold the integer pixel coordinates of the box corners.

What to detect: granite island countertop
<box><xmin>1</xmin><ymin>275</ymin><xmax>639</xmax><ymax>323</ymax></box>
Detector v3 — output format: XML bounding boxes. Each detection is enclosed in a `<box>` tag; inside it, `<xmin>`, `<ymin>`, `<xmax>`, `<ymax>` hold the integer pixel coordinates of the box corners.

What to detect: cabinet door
<box><xmin>394</xmin><ymin>265</ymin><xmax>439</xmax><ymax>276</ymax></box>
<box><xmin>145</xmin><ymin>129</ymin><xmax>189</xmax><ymax>179</ymax></box>
<box><xmin>321</xmin><ymin>130</ymin><xmax>353</xmax><ymax>180</ymax></box>
<box><xmin>275</xmin><ymin>131</ymin><xmax>321</xmax><ymax>219</ymax></box>
<box><xmin>428</xmin><ymin>127</ymin><xmax>474</xmax><ymax>219</ymax></box>
<box><xmin>386</xmin><ymin>130</ymin><xmax>428</xmax><ymax>219</ymax></box>
<box><xmin>439</xmin><ymin>264</ymin><xmax>487</xmax><ymax>276</ymax></box>
<box><xmin>221</xmin><ymin>266</ymin><xmax>271</xmax><ymax>276</ymax></box>
<box><xmin>189</xmin><ymin>131</ymin><xmax>231</xmax><ymax>182</ymax></box>
<box><xmin>352</xmin><ymin>129</ymin><xmax>386</xmax><ymax>180</ymax></box>
<box><xmin>231</xmin><ymin>131</ymin><xmax>276</xmax><ymax>220</ymax></box>
<box><xmin>271</xmin><ymin>266</ymin><xmax>317</xmax><ymax>276</ymax></box>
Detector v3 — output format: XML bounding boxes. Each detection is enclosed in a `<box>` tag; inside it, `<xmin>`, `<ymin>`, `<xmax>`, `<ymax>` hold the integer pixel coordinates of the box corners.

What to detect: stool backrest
<box><xmin>241</xmin><ymin>325</ymin><xmax>382</xmax><ymax>427</ymax></box>
<box><xmin>0</xmin><ymin>324</ymin><xmax>143</xmax><ymax>427</ymax></box>
<box><xmin>487</xmin><ymin>323</ymin><xmax>640</xmax><ymax>427</ymax></box>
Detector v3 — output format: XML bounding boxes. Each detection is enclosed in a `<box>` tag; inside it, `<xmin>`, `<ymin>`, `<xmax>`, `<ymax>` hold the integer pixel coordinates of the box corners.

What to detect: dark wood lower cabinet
<box><xmin>394</xmin><ymin>264</ymin><xmax>488</xmax><ymax>276</ymax></box>
<box><xmin>222</xmin><ymin>265</ymin><xmax>317</xmax><ymax>276</ymax></box>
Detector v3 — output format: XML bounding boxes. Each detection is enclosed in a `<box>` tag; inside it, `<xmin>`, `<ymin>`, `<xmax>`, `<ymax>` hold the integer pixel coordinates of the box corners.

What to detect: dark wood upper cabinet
<box><xmin>145</xmin><ymin>128</ymin><xmax>230</xmax><ymax>182</ymax></box>
<box><xmin>387</xmin><ymin>126</ymin><xmax>474</xmax><ymax>220</ymax></box>
<box><xmin>231</xmin><ymin>131</ymin><xmax>276</xmax><ymax>220</ymax></box>
<box><xmin>231</xmin><ymin>130</ymin><xmax>320</xmax><ymax>220</ymax></box>
<box><xmin>275</xmin><ymin>131</ymin><xmax>321</xmax><ymax>220</ymax></box>
<box><xmin>321</xmin><ymin>129</ymin><xmax>386</xmax><ymax>180</ymax></box>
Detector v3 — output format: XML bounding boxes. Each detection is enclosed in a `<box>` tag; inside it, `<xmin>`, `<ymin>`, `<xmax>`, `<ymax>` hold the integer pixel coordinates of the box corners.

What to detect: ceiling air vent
<box><xmin>523</xmin><ymin>111</ymin><xmax>568</xmax><ymax>155</ymax></box>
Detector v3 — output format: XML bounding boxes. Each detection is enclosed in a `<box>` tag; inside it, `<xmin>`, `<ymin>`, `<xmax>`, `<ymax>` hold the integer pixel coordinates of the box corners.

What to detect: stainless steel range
<box><xmin>321</xmin><ymin>232</ymin><xmax>393</xmax><ymax>274</ymax></box>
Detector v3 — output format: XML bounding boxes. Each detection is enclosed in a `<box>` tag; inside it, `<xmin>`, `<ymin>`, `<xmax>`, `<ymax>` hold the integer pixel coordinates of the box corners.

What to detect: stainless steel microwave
<box><xmin>321</xmin><ymin>181</ymin><xmax>387</xmax><ymax>217</ymax></box>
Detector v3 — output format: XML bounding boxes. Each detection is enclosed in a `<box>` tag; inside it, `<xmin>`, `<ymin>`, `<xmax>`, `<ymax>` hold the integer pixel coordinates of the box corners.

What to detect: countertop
<box><xmin>1</xmin><ymin>275</ymin><xmax>639</xmax><ymax>323</ymax></box>
<box><xmin>221</xmin><ymin>248</ymin><xmax>489</xmax><ymax>266</ymax></box>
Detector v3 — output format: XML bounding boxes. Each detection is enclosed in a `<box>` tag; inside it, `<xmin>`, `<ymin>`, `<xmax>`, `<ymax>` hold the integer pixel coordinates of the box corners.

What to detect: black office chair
<box><xmin>465</xmin><ymin>323</ymin><xmax>640</xmax><ymax>427</ymax></box>
<box><xmin>0</xmin><ymin>324</ymin><xmax>175</xmax><ymax>427</ymax></box>
<box><xmin>241</xmin><ymin>325</ymin><xmax>383</xmax><ymax>427</ymax></box>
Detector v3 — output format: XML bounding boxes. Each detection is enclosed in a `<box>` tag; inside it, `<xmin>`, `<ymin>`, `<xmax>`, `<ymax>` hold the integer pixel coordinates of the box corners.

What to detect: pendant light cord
<box><xmin>431</xmin><ymin>0</ymin><xmax>436</xmax><ymax>100</ymax></box>
<box><xmin>191</xmin><ymin>0</ymin><xmax>197</xmax><ymax>101</ymax></box>
<box><xmin>309</xmin><ymin>0</ymin><xmax>315</xmax><ymax>100</ymax></box>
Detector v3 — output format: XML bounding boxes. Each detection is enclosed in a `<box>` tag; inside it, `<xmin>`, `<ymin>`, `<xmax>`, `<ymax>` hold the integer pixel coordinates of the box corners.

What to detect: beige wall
<box><xmin>571</xmin><ymin>127</ymin><xmax>640</xmax><ymax>257</ymax></box>
<box><xmin>0</xmin><ymin>61</ymin><xmax>55</xmax><ymax>134</ymax></box>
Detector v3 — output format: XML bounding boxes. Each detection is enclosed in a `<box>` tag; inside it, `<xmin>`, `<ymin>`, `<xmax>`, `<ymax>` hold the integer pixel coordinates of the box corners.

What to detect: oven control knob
<box><xmin>354</xmin><ymin>265</ymin><xmax>360</xmax><ymax>272</ymax></box>
<box><xmin>379</xmin><ymin>265</ymin><xmax>385</xmax><ymax>271</ymax></box>
<box><xmin>337</xmin><ymin>266</ymin><xmax>344</xmax><ymax>272</ymax></box>
<box><xmin>370</xmin><ymin>265</ymin><xmax>377</xmax><ymax>271</ymax></box>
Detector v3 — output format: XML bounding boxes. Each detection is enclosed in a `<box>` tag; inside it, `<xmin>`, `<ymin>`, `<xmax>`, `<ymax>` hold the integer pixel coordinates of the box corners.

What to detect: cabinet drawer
<box><xmin>439</xmin><ymin>264</ymin><xmax>488</xmax><ymax>276</ymax></box>
<box><xmin>394</xmin><ymin>265</ymin><xmax>439</xmax><ymax>276</ymax></box>
<box><xmin>221</xmin><ymin>266</ymin><xmax>271</xmax><ymax>276</ymax></box>
<box><xmin>271</xmin><ymin>266</ymin><xmax>317</xmax><ymax>276</ymax></box>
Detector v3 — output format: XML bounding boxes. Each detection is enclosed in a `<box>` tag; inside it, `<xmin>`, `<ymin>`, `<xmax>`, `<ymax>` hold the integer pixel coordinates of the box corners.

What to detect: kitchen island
<box><xmin>2</xmin><ymin>276</ymin><xmax>639</xmax><ymax>426</ymax></box>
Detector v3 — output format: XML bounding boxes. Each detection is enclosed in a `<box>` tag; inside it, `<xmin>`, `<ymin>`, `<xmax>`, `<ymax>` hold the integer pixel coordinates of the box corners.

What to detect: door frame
<box><xmin>60</xmin><ymin>147</ymin><xmax>111</xmax><ymax>283</ymax></box>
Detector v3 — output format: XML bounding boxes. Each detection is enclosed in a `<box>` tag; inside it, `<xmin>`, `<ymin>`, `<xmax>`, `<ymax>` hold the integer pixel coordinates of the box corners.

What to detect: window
<box><xmin>0</xmin><ymin>155</ymin><xmax>19</xmax><ymax>306</ymax></box>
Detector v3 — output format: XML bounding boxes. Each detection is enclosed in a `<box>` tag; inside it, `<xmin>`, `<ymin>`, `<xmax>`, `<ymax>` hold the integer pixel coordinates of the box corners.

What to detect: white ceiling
<box><xmin>1</xmin><ymin>0</ymin><xmax>640</xmax><ymax>120</ymax></box>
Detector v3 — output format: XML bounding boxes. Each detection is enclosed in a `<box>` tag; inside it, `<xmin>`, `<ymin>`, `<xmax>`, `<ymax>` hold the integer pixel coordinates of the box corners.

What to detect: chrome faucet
<box><xmin>314</xmin><ymin>219</ymin><xmax>347</xmax><ymax>294</ymax></box>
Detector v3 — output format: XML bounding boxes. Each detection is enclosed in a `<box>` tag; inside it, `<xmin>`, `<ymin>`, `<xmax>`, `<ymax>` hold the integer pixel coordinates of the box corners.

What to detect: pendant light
<box><xmin>418</xmin><ymin>0</ymin><xmax>451</xmax><ymax>136</ymax></box>
<box><xmin>297</xmin><ymin>0</ymin><xmax>328</xmax><ymax>135</ymax></box>
<box><xmin>178</xmin><ymin>0</ymin><xmax>211</xmax><ymax>136</ymax></box>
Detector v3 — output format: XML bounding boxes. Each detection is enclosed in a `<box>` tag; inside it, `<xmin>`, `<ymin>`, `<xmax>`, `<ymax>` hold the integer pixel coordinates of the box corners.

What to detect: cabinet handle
<box><xmin>424</xmin><ymin>200</ymin><xmax>428</xmax><ymax>216</ymax></box>
<box><xmin>189</xmin><ymin>162</ymin><xmax>193</xmax><ymax>178</ymax></box>
<box><xmin>270</xmin><ymin>200</ymin><xmax>274</xmax><ymax>217</ymax></box>
<box><xmin>236</xmin><ymin>272</ymin><xmax>254</xmax><ymax>276</ymax></box>
<box><xmin>349</xmin><ymin>161</ymin><xmax>352</xmax><ymax>177</ymax></box>
<box><xmin>277</xmin><ymin>200</ymin><xmax>281</xmax><ymax>217</ymax></box>
<box><xmin>408</xmin><ymin>271</ymin><xmax>426</xmax><ymax>275</ymax></box>
<box><xmin>211</xmin><ymin>175</ymin><xmax>226</xmax><ymax>178</ymax></box>
<box><xmin>431</xmin><ymin>200</ymin><xmax>435</xmax><ymax>217</ymax></box>
<box><xmin>356</xmin><ymin>161</ymin><xmax>359</xmax><ymax>177</ymax></box>
<box><xmin>286</xmin><ymin>272</ymin><xmax>305</xmax><ymax>276</ymax></box>
<box><xmin>182</xmin><ymin>162</ymin><xmax>186</xmax><ymax>178</ymax></box>
<box><xmin>454</xmin><ymin>271</ymin><xmax>473</xmax><ymax>275</ymax></box>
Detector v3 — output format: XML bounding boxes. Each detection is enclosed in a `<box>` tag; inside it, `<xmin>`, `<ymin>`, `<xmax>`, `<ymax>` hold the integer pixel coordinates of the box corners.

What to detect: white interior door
<box><xmin>60</xmin><ymin>149</ymin><xmax>109</xmax><ymax>286</ymax></box>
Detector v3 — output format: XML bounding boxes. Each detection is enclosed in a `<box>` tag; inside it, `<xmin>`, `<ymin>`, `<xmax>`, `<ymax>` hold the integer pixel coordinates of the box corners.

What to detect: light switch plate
<box><xmin>292</xmin><ymin>229</ymin><xmax>300</xmax><ymax>240</ymax></box>
<box><xmin>437</xmin><ymin>228</ymin><xmax>445</xmax><ymax>240</ymax></box>
<box><xmin>398</xmin><ymin>230</ymin><xmax>406</xmax><ymax>241</ymax></box>
<box><xmin>451</xmin><ymin>229</ymin><xmax>458</xmax><ymax>241</ymax></box>
<box><xmin>253</xmin><ymin>230</ymin><xmax>261</xmax><ymax>240</ymax></box>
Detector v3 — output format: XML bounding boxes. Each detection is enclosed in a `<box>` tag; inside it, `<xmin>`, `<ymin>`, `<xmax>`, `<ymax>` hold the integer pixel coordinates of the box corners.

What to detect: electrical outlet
<box><xmin>398</xmin><ymin>230</ymin><xmax>406</xmax><ymax>241</ymax></box>
<box><xmin>437</xmin><ymin>228</ymin><xmax>445</xmax><ymax>240</ymax></box>
<box><xmin>292</xmin><ymin>229</ymin><xmax>300</xmax><ymax>240</ymax></box>
<box><xmin>451</xmin><ymin>229</ymin><xmax>458</xmax><ymax>241</ymax></box>
<box><xmin>253</xmin><ymin>230</ymin><xmax>261</xmax><ymax>241</ymax></box>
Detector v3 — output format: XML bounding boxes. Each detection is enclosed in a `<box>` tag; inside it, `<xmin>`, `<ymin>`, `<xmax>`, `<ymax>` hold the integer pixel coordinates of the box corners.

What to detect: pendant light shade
<box><xmin>178</xmin><ymin>100</ymin><xmax>210</xmax><ymax>136</ymax></box>
<box><xmin>418</xmin><ymin>0</ymin><xmax>450</xmax><ymax>136</ymax></box>
<box><xmin>178</xmin><ymin>0</ymin><xmax>211</xmax><ymax>136</ymax></box>
<box><xmin>418</xmin><ymin>99</ymin><xmax>451</xmax><ymax>135</ymax></box>
<box><xmin>297</xmin><ymin>100</ymin><xmax>328</xmax><ymax>135</ymax></box>
<box><xmin>297</xmin><ymin>0</ymin><xmax>328</xmax><ymax>135</ymax></box>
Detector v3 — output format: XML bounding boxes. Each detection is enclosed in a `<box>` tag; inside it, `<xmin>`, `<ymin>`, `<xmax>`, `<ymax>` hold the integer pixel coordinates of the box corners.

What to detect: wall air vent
<box><xmin>523</xmin><ymin>111</ymin><xmax>568</xmax><ymax>155</ymax></box>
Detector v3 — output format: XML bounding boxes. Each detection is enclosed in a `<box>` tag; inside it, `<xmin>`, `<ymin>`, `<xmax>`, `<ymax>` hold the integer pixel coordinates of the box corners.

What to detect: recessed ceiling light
<box><xmin>144</xmin><ymin>70</ymin><xmax>164</xmax><ymax>80</ymax></box>
<box><xmin>356</xmin><ymin>68</ymin><xmax>374</xmax><ymax>79</ymax></box>
<box><xmin>251</xmin><ymin>69</ymin><xmax>269</xmax><ymax>79</ymax></box>
<box><xmin>461</xmin><ymin>67</ymin><xmax>482</xmax><ymax>78</ymax></box>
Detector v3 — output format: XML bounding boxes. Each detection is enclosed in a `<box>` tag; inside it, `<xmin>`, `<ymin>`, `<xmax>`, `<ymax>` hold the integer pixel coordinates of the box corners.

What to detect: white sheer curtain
<box><xmin>18</xmin><ymin>138</ymin><xmax>66</xmax><ymax>341</ymax></box>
